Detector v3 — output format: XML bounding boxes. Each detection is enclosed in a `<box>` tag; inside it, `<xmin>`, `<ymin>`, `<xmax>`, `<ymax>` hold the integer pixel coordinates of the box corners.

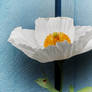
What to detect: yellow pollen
<box><xmin>44</xmin><ymin>32</ymin><xmax>71</xmax><ymax>48</ymax></box>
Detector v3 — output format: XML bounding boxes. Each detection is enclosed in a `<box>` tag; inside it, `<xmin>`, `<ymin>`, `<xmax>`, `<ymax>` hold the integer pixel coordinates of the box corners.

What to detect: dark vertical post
<box><xmin>55</xmin><ymin>0</ymin><xmax>61</xmax><ymax>17</ymax></box>
<box><xmin>55</xmin><ymin>0</ymin><xmax>61</xmax><ymax>90</ymax></box>
<box><xmin>55</xmin><ymin>62</ymin><xmax>61</xmax><ymax>90</ymax></box>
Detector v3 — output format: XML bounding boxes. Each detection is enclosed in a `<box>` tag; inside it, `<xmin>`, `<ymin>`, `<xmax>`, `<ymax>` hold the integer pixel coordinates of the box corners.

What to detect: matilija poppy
<box><xmin>8</xmin><ymin>17</ymin><xmax>92</xmax><ymax>63</ymax></box>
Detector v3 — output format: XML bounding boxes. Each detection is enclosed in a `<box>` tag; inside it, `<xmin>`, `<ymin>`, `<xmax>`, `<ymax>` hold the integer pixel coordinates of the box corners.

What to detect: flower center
<box><xmin>44</xmin><ymin>32</ymin><xmax>71</xmax><ymax>48</ymax></box>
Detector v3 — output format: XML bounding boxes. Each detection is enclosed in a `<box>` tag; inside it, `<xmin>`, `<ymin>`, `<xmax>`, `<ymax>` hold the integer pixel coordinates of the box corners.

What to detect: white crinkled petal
<box><xmin>8</xmin><ymin>27</ymin><xmax>41</xmax><ymax>60</ymax></box>
<box><xmin>32</xmin><ymin>46</ymin><xmax>63</xmax><ymax>63</ymax></box>
<box><xmin>8</xmin><ymin>22</ymin><xmax>92</xmax><ymax>63</ymax></box>
<box><xmin>18</xmin><ymin>44</ymin><xmax>45</xmax><ymax>61</ymax></box>
<box><xmin>82</xmin><ymin>39</ymin><xmax>92</xmax><ymax>53</ymax></box>
<box><xmin>75</xmin><ymin>26</ymin><xmax>92</xmax><ymax>41</ymax></box>
<box><xmin>12</xmin><ymin>44</ymin><xmax>37</xmax><ymax>59</ymax></box>
<box><xmin>56</xmin><ymin>41</ymin><xmax>73</xmax><ymax>60</ymax></box>
<box><xmin>35</xmin><ymin>17</ymin><xmax>75</xmax><ymax>47</ymax></box>
<box><xmin>56</xmin><ymin>27</ymin><xmax>92</xmax><ymax>61</ymax></box>
<box><xmin>32</xmin><ymin>41</ymin><xmax>73</xmax><ymax>63</ymax></box>
<box><xmin>73</xmin><ymin>26</ymin><xmax>92</xmax><ymax>55</ymax></box>
<box><xmin>8</xmin><ymin>27</ymin><xmax>39</xmax><ymax>48</ymax></box>
<box><xmin>49</xmin><ymin>27</ymin><xmax>92</xmax><ymax>62</ymax></box>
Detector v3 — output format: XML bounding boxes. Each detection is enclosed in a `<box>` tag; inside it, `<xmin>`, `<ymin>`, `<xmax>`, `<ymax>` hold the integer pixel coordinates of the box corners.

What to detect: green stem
<box><xmin>48</xmin><ymin>85</ymin><xmax>59</xmax><ymax>92</ymax></box>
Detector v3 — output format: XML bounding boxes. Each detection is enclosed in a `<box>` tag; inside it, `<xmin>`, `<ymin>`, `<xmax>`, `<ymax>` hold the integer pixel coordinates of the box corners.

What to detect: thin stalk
<box><xmin>57</xmin><ymin>62</ymin><xmax>63</xmax><ymax>92</ymax></box>
<box><xmin>60</xmin><ymin>63</ymin><xmax>63</xmax><ymax>92</ymax></box>
<box><xmin>55</xmin><ymin>61</ymin><xmax>63</xmax><ymax>92</ymax></box>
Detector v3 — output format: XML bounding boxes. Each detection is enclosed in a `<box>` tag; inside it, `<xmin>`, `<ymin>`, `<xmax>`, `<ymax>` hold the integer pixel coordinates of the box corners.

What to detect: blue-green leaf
<box><xmin>78</xmin><ymin>87</ymin><xmax>92</xmax><ymax>92</ymax></box>
<box><xmin>35</xmin><ymin>78</ymin><xmax>59</xmax><ymax>92</ymax></box>
<box><xmin>69</xmin><ymin>85</ymin><xmax>74</xmax><ymax>92</ymax></box>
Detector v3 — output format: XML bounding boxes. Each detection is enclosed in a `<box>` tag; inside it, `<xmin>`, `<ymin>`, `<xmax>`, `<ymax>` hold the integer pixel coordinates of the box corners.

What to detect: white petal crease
<box><xmin>8</xmin><ymin>27</ymin><xmax>39</xmax><ymax>49</ymax></box>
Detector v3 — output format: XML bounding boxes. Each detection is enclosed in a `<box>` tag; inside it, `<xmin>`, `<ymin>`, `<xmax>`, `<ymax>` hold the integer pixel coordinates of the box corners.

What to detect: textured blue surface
<box><xmin>61</xmin><ymin>0</ymin><xmax>92</xmax><ymax>92</ymax></box>
<box><xmin>74</xmin><ymin>0</ymin><xmax>92</xmax><ymax>26</ymax></box>
<box><xmin>61</xmin><ymin>0</ymin><xmax>74</xmax><ymax>18</ymax></box>
<box><xmin>1</xmin><ymin>0</ymin><xmax>92</xmax><ymax>92</ymax></box>
<box><xmin>0</xmin><ymin>0</ymin><xmax>55</xmax><ymax>92</ymax></box>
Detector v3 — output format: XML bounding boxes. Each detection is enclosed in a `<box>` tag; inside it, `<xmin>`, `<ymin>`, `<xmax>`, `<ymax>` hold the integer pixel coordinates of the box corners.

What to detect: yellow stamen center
<box><xmin>44</xmin><ymin>32</ymin><xmax>71</xmax><ymax>48</ymax></box>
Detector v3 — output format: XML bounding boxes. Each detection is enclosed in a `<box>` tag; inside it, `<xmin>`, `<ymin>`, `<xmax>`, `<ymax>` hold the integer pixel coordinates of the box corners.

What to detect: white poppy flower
<box><xmin>8</xmin><ymin>17</ymin><xmax>92</xmax><ymax>63</ymax></box>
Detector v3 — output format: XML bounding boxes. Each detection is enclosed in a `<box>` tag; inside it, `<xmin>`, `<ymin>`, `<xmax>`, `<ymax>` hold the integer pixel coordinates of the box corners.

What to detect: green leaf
<box><xmin>78</xmin><ymin>87</ymin><xmax>92</xmax><ymax>92</ymax></box>
<box><xmin>35</xmin><ymin>78</ymin><xmax>48</xmax><ymax>88</ymax></box>
<box><xmin>35</xmin><ymin>78</ymin><xmax>59</xmax><ymax>92</ymax></box>
<box><xmin>69</xmin><ymin>85</ymin><xmax>74</xmax><ymax>92</ymax></box>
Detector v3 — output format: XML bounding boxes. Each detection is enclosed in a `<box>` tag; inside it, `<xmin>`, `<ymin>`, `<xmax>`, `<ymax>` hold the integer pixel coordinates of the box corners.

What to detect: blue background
<box><xmin>0</xmin><ymin>0</ymin><xmax>55</xmax><ymax>92</ymax></box>
<box><xmin>1</xmin><ymin>0</ymin><xmax>92</xmax><ymax>92</ymax></box>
